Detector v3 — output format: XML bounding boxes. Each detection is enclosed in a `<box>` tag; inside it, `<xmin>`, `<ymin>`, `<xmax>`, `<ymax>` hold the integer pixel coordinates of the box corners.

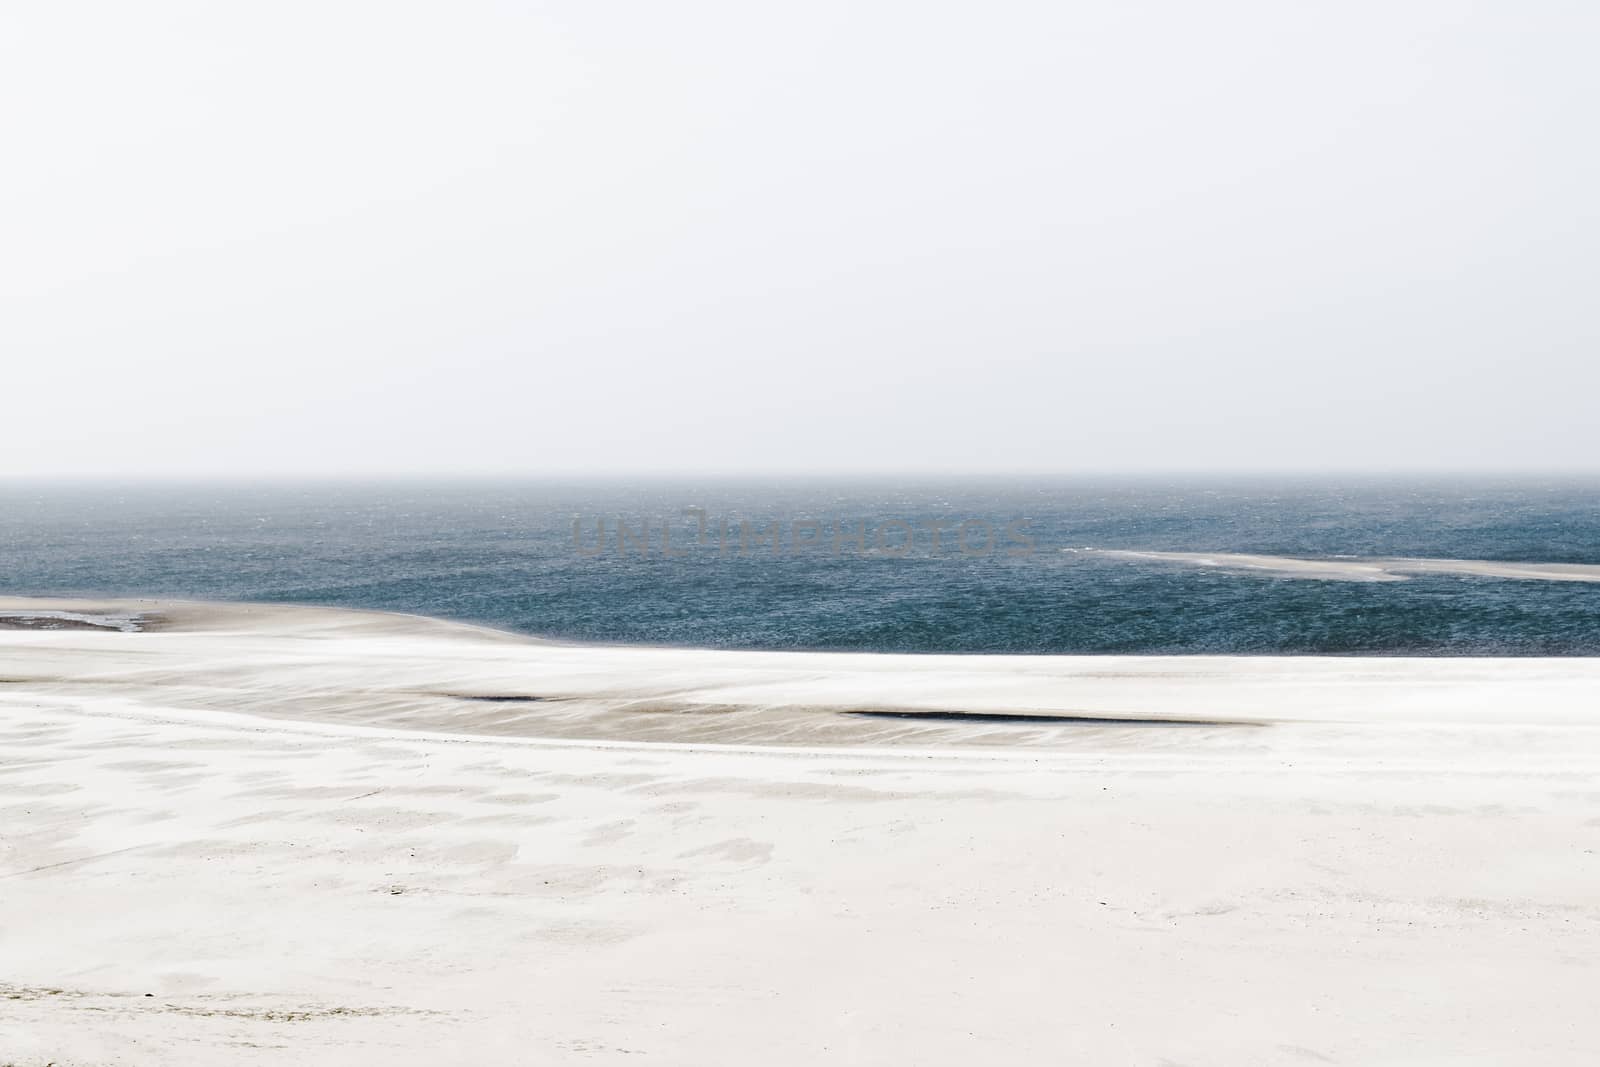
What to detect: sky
<box><xmin>4</xmin><ymin>1</ymin><xmax>1597</xmax><ymax>478</ymax></box>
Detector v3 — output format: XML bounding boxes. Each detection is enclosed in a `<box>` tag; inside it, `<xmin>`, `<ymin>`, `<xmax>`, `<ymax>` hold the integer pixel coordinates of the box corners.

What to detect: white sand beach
<box><xmin>4</xmin><ymin>595</ymin><xmax>1600</xmax><ymax>1064</ymax></box>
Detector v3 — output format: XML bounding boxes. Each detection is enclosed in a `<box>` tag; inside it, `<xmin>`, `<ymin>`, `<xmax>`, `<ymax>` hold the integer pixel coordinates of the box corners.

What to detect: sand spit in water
<box><xmin>1078</xmin><ymin>548</ymin><xmax>1600</xmax><ymax>583</ymax></box>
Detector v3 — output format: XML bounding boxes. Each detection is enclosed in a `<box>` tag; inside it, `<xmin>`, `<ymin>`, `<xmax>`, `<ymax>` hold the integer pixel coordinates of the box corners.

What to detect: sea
<box><xmin>3</xmin><ymin>478</ymin><xmax>1600</xmax><ymax>655</ymax></box>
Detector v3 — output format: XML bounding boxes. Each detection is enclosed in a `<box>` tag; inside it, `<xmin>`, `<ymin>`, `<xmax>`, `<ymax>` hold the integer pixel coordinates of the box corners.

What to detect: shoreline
<box><xmin>7</xmin><ymin>594</ymin><xmax>1600</xmax><ymax>748</ymax></box>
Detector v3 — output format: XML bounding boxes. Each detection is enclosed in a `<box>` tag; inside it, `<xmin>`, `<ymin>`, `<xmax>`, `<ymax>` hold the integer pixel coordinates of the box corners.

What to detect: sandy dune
<box><xmin>4</xmin><ymin>596</ymin><xmax>1600</xmax><ymax>1064</ymax></box>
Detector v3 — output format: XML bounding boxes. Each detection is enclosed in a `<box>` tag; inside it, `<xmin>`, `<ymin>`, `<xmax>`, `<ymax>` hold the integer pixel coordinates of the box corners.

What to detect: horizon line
<box><xmin>5</xmin><ymin>469</ymin><xmax>1600</xmax><ymax>484</ymax></box>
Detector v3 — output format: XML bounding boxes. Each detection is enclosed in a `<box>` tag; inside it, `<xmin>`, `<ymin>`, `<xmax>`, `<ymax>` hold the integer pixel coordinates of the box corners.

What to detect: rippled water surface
<box><xmin>3</xmin><ymin>479</ymin><xmax>1599</xmax><ymax>654</ymax></box>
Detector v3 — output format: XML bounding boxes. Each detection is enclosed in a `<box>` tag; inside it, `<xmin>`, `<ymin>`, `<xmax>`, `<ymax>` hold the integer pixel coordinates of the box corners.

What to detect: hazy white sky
<box><xmin>4</xmin><ymin>1</ymin><xmax>1596</xmax><ymax>477</ymax></box>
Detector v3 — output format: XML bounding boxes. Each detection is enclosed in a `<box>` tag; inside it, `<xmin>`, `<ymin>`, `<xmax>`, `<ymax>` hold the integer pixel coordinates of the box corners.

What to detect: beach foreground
<box><xmin>3</xmin><ymin>597</ymin><xmax>1599</xmax><ymax>1064</ymax></box>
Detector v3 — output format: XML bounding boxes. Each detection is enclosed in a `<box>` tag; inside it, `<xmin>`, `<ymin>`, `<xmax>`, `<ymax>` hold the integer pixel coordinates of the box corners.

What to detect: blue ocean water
<box><xmin>3</xmin><ymin>479</ymin><xmax>1599</xmax><ymax>655</ymax></box>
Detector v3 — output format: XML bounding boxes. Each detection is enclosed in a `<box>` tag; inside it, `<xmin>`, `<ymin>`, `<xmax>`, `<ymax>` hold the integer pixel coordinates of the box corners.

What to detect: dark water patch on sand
<box><xmin>0</xmin><ymin>610</ymin><xmax>161</xmax><ymax>633</ymax></box>
<box><xmin>844</xmin><ymin>709</ymin><xmax>1261</xmax><ymax>728</ymax></box>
